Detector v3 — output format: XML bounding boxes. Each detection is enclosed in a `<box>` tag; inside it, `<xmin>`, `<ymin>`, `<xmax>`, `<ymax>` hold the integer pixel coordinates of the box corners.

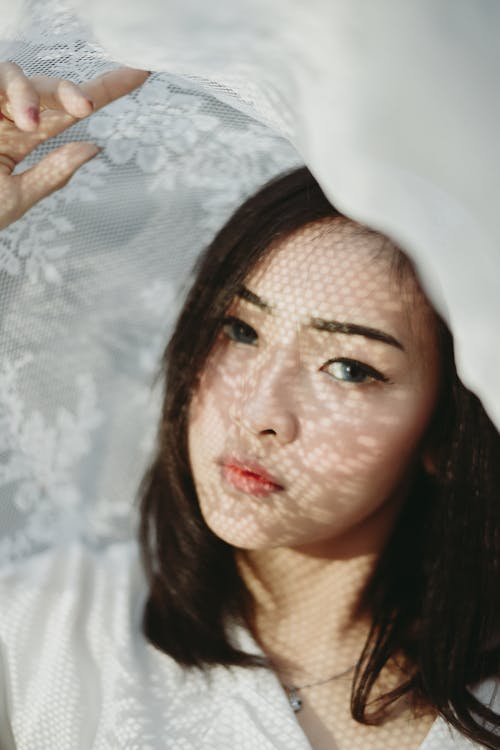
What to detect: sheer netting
<box><xmin>0</xmin><ymin>2</ymin><xmax>499</xmax><ymax>749</ymax></box>
<box><xmin>0</xmin><ymin>0</ymin><xmax>499</xmax><ymax>557</ymax></box>
<box><xmin>0</xmin><ymin>0</ymin><xmax>304</xmax><ymax>560</ymax></box>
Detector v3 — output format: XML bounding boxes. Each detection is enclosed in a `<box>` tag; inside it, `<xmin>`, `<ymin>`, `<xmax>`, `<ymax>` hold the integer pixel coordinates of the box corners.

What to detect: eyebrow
<box><xmin>236</xmin><ymin>285</ymin><xmax>405</xmax><ymax>351</ymax></box>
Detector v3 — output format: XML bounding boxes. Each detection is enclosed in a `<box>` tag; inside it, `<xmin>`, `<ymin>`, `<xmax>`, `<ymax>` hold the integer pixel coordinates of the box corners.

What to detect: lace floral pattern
<box><xmin>2</xmin><ymin>46</ymin><xmax>298</xmax><ymax>287</ymax></box>
<box><xmin>0</xmin><ymin>353</ymin><xmax>102</xmax><ymax>560</ymax></box>
<box><xmin>0</xmin><ymin>160</ymin><xmax>106</xmax><ymax>283</ymax></box>
<box><xmin>0</xmin><ymin>0</ymin><xmax>300</xmax><ymax>561</ymax></box>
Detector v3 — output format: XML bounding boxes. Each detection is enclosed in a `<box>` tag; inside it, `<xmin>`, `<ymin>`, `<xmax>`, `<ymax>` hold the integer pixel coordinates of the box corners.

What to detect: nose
<box><xmin>230</xmin><ymin>349</ymin><xmax>299</xmax><ymax>445</ymax></box>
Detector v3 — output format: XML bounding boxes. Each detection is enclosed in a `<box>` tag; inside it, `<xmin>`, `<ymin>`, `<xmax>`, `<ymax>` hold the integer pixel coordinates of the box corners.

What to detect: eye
<box><xmin>321</xmin><ymin>358</ymin><xmax>390</xmax><ymax>384</ymax></box>
<box><xmin>221</xmin><ymin>316</ymin><xmax>258</xmax><ymax>346</ymax></box>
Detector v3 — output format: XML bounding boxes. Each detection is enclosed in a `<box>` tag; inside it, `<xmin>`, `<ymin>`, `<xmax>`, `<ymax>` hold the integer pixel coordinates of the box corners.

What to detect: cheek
<box><xmin>188</xmin><ymin>355</ymin><xmax>234</xmax><ymax>435</ymax></box>
<box><xmin>187</xmin><ymin>357</ymin><xmax>236</xmax><ymax>481</ymax></box>
<box><xmin>189</xmin><ymin>344</ymin><xmax>251</xmax><ymax>442</ymax></box>
<box><xmin>187</xmin><ymin>343</ymin><xmax>440</xmax><ymax>549</ymax></box>
<box><xmin>300</xmin><ymin>384</ymin><xmax>436</xmax><ymax>499</ymax></box>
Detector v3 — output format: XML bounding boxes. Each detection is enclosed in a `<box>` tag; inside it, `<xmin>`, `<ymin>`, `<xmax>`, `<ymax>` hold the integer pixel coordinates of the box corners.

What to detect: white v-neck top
<box><xmin>0</xmin><ymin>541</ymin><xmax>495</xmax><ymax>749</ymax></box>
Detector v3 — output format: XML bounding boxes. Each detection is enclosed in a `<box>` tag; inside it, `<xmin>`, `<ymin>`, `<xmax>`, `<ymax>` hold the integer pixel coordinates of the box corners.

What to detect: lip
<box><xmin>218</xmin><ymin>455</ymin><xmax>285</xmax><ymax>497</ymax></box>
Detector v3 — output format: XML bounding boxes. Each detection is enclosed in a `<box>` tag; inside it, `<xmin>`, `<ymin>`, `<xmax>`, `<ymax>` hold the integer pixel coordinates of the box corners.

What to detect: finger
<box><xmin>79</xmin><ymin>67</ymin><xmax>150</xmax><ymax>113</ymax></box>
<box><xmin>17</xmin><ymin>67</ymin><xmax>150</xmax><ymax>146</ymax></box>
<box><xmin>15</xmin><ymin>141</ymin><xmax>100</xmax><ymax>216</ymax></box>
<box><xmin>0</xmin><ymin>61</ymin><xmax>40</xmax><ymax>133</ymax></box>
<box><xmin>30</xmin><ymin>75</ymin><xmax>94</xmax><ymax>119</ymax></box>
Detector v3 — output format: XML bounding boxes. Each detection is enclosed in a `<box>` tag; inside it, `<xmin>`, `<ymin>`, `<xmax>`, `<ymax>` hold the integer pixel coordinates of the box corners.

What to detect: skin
<box><xmin>189</xmin><ymin>217</ymin><xmax>441</xmax><ymax>554</ymax></box>
<box><xmin>188</xmin><ymin>217</ymin><xmax>442</xmax><ymax>749</ymax></box>
<box><xmin>0</xmin><ymin>61</ymin><xmax>150</xmax><ymax>230</ymax></box>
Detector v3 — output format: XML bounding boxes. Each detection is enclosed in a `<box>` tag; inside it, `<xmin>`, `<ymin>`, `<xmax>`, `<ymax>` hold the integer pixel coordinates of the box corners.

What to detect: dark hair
<box><xmin>138</xmin><ymin>166</ymin><xmax>500</xmax><ymax>748</ymax></box>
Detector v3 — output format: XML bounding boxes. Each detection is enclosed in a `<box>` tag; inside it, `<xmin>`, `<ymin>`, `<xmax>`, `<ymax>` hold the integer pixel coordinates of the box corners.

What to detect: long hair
<box><xmin>138</xmin><ymin>166</ymin><xmax>500</xmax><ymax>748</ymax></box>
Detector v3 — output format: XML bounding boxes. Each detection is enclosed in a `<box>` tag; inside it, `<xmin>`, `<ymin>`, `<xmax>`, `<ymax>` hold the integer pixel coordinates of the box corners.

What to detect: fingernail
<box><xmin>86</xmin><ymin>143</ymin><xmax>101</xmax><ymax>156</ymax></box>
<box><xmin>27</xmin><ymin>106</ymin><xmax>39</xmax><ymax>125</ymax></box>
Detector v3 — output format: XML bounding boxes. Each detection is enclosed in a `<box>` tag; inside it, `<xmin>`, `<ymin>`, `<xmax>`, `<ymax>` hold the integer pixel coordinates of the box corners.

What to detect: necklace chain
<box><xmin>283</xmin><ymin>661</ymin><xmax>359</xmax><ymax>692</ymax></box>
<box><xmin>278</xmin><ymin>661</ymin><xmax>360</xmax><ymax>713</ymax></box>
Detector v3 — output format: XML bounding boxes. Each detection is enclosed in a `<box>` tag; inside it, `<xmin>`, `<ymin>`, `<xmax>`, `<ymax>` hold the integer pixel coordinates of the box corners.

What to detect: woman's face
<box><xmin>188</xmin><ymin>218</ymin><xmax>441</xmax><ymax>552</ymax></box>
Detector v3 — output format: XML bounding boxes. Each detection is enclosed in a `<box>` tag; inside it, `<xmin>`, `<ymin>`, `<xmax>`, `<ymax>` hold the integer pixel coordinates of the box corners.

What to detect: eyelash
<box><xmin>220</xmin><ymin>315</ymin><xmax>391</xmax><ymax>385</ymax></box>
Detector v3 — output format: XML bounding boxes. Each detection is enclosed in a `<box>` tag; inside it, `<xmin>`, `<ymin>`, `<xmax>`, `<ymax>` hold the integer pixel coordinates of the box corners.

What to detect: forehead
<box><xmin>244</xmin><ymin>217</ymin><xmax>411</xmax><ymax>323</ymax></box>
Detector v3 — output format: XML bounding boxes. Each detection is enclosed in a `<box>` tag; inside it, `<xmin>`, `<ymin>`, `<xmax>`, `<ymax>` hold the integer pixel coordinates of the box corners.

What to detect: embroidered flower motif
<box><xmin>0</xmin><ymin>1</ymin><xmax>302</xmax><ymax>565</ymax></box>
<box><xmin>1</xmin><ymin>158</ymin><xmax>107</xmax><ymax>284</ymax></box>
<box><xmin>140</xmin><ymin>279</ymin><xmax>179</xmax><ymax>319</ymax></box>
<box><xmin>0</xmin><ymin>354</ymin><xmax>103</xmax><ymax>560</ymax></box>
<box><xmin>87</xmin><ymin>79</ymin><xmax>219</xmax><ymax>176</ymax></box>
<box><xmin>136</xmin><ymin>279</ymin><xmax>180</xmax><ymax>371</ymax></box>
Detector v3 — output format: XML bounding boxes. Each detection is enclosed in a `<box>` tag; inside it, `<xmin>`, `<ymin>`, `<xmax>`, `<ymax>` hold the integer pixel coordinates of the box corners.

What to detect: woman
<box><xmin>0</xmin><ymin>64</ymin><xmax>499</xmax><ymax>750</ymax></box>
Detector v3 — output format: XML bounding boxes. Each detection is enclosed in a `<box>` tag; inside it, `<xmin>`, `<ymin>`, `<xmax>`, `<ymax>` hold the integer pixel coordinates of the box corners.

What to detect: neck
<box><xmin>234</xmin><ymin>499</ymin><xmax>404</xmax><ymax>684</ymax></box>
<box><xmin>236</xmin><ymin>546</ymin><xmax>378</xmax><ymax>684</ymax></box>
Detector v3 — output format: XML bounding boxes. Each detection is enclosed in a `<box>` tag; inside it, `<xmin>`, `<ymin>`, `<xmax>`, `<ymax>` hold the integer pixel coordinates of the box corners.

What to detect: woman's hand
<box><xmin>0</xmin><ymin>62</ymin><xmax>150</xmax><ymax>230</ymax></box>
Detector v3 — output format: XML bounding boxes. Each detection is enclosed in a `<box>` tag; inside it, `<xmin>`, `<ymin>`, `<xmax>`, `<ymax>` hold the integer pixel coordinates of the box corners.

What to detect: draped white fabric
<box><xmin>53</xmin><ymin>0</ymin><xmax>500</xmax><ymax>429</ymax></box>
<box><xmin>0</xmin><ymin>0</ymin><xmax>498</xmax><ymax>556</ymax></box>
<box><xmin>0</xmin><ymin>0</ymin><xmax>305</xmax><ymax>559</ymax></box>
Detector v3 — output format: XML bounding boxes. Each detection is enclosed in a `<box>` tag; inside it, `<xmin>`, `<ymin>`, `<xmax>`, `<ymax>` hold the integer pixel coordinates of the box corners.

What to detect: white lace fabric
<box><xmin>0</xmin><ymin>2</ymin><xmax>498</xmax><ymax>747</ymax></box>
<box><xmin>0</xmin><ymin>0</ymin><xmax>303</xmax><ymax>561</ymax></box>
<box><xmin>0</xmin><ymin>0</ymin><xmax>498</xmax><ymax>559</ymax></box>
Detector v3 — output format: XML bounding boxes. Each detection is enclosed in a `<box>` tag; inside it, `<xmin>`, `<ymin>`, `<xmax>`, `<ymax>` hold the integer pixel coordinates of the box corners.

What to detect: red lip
<box><xmin>218</xmin><ymin>454</ymin><xmax>285</xmax><ymax>497</ymax></box>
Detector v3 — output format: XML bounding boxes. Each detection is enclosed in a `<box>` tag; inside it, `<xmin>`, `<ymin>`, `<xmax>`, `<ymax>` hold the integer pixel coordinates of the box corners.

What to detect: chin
<box><xmin>205</xmin><ymin>524</ymin><xmax>274</xmax><ymax>549</ymax></box>
<box><xmin>202</xmin><ymin>516</ymin><xmax>321</xmax><ymax>550</ymax></box>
